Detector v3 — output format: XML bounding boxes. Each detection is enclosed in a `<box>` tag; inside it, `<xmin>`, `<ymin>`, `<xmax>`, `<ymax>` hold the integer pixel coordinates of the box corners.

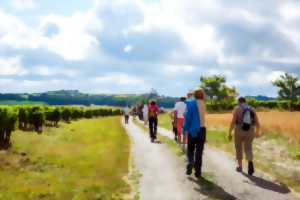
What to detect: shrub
<box><xmin>0</xmin><ymin>107</ymin><xmax>18</xmax><ymax>149</ymax></box>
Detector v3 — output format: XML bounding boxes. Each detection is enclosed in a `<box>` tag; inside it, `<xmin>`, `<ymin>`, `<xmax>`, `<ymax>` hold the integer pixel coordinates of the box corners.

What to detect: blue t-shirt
<box><xmin>183</xmin><ymin>100</ymin><xmax>202</xmax><ymax>138</ymax></box>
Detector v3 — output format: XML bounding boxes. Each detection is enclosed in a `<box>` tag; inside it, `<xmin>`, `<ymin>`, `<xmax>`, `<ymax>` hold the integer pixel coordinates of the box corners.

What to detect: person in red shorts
<box><xmin>173</xmin><ymin>97</ymin><xmax>187</xmax><ymax>144</ymax></box>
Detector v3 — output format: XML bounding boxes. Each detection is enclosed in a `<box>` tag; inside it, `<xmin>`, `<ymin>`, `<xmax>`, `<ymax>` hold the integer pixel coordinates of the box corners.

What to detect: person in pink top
<box><xmin>148</xmin><ymin>100</ymin><xmax>160</xmax><ymax>143</ymax></box>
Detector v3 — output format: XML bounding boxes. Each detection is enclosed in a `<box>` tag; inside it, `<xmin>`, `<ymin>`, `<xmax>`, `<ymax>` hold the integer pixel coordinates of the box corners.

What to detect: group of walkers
<box><xmin>123</xmin><ymin>100</ymin><xmax>160</xmax><ymax>143</ymax></box>
<box><xmin>124</xmin><ymin>88</ymin><xmax>260</xmax><ymax>178</ymax></box>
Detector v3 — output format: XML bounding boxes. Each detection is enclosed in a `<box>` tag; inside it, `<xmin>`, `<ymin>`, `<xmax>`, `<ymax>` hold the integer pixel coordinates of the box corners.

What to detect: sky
<box><xmin>0</xmin><ymin>0</ymin><xmax>300</xmax><ymax>97</ymax></box>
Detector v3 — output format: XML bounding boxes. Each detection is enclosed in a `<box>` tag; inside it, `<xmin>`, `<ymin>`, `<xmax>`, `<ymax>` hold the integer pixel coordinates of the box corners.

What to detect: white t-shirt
<box><xmin>124</xmin><ymin>107</ymin><xmax>130</xmax><ymax>115</ymax></box>
<box><xmin>174</xmin><ymin>101</ymin><xmax>186</xmax><ymax>118</ymax></box>
<box><xmin>142</xmin><ymin>105</ymin><xmax>148</xmax><ymax>115</ymax></box>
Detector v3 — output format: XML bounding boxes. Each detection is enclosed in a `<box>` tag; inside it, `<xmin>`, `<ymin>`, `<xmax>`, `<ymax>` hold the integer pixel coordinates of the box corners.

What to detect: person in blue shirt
<box><xmin>183</xmin><ymin>88</ymin><xmax>206</xmax><ymax>178</ymax></box>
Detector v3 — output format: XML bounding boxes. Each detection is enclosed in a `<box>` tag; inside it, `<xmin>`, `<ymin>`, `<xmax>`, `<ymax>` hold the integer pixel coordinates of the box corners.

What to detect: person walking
<box><xmin>148</xmin><ymin>100</ymin><xmax>160</xmax><ymax>143</ymax></box>
<box><xmin>228</xmin><ymin>97</ymin><xmax>260</xmax><ymax>176</ymax></box>
<box><xmin>183</xmin><ymin>88</ymin><xmax>206</xmax><ymax>178</ymax></box>
<box><xmin>170</xmin><ymin>109</ymin><xmax>178</xmax><ymax>141</ymax></box>
<box><xmin>142</xmin><ymin>102</ymin><xmax>149</xmax><ymax>126</ymax></box>
<box><xmin>173</xmin><ymin>97</ymin><xmax>187</xmax><ymax>144</ymax></box>
<box><xmin>123</xmin><ymin>105</ymin><xmax>130</xmax><ymax>124</ymax></box>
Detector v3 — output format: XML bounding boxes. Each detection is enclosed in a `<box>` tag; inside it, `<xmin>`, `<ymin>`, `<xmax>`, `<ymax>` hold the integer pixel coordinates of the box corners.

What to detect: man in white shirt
<box><xmin>173</xmin><ymin>97</ymin><xmax>187</xmax><ymax>144</ymax></box>
<box><xmin>124</xmin><ymin>106</ymin><xmax>130</xmax><ymax>124</ymax></box>
<box><xmin>142</xmin><ymin>103</ymin><xmax>149</xmax><ymax>125</ymax></box>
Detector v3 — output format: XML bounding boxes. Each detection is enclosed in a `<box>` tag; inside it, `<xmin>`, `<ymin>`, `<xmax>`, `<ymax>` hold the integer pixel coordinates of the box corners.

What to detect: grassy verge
<box><xmin>0</xmin><ymin>117</ymin><xmax>132</xmax><ymax>200</ymax></box>
<box><xmin>158</xmin><ymin>113</ymin><xmax>300</xmax><ymax>193</ymax></box>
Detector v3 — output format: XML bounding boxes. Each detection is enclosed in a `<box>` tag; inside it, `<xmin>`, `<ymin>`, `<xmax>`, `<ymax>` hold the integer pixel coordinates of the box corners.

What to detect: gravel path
<box><xmin>124</xmin><ymin>119</ymin><xmax>299</xmax><ymax>200</ymax></box>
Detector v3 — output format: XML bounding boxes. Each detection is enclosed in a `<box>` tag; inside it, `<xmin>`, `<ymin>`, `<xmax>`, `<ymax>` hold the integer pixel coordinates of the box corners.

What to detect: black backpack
<box><xmin>241</xmin><ymin>107</ymin><xmax>255</xmax><ymax>131</ymax></box>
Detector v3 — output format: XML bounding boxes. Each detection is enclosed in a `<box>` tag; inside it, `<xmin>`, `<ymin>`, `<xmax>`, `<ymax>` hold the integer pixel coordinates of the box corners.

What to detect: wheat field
<box><xmin>207</xmin><ymin>111</ymin><xmax>300</xmax><ymax>143</ymax></box>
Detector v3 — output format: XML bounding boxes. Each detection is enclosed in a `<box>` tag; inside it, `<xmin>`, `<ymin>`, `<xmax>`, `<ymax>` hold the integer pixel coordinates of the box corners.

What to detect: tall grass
<box><xmin>207</xmin><ymin>111</ymin><xmax>300</xmax><ymax>144</ymax></box>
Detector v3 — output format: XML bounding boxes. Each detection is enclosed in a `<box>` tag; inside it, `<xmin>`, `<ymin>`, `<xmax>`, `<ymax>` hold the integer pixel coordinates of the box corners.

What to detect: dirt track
<box><xmin>124</xmin><ymin>119</ymin><xmax>299</xmax><ymax>200</ymax></box>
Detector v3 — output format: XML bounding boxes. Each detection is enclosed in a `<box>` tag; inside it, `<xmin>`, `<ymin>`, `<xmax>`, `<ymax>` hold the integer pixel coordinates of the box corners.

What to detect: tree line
<box><xmin>200</xmin><ymin>72</ymin><xmax>300</xmax><ymax>111</ymax></box>
<box><xmin>0</xmin><ymin>90</ymin><xmax>177</xmax><ymax>108</ymax></box>
<box><xmin>0</xmin><ymin>106</ymin><xmax>122</xmax><ymax>149</ymax></box>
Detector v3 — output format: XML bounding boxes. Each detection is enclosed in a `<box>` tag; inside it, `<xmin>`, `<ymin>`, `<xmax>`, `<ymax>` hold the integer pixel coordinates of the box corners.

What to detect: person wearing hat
<box><xmin>187</xmin><ymin>90</ymin><xmax>195</xmax><ymax>101</ymax></box>
<box><xmin>183</xmin><ymin>87</ymin><xmax>206</xmax><ymax>178</ymax></box>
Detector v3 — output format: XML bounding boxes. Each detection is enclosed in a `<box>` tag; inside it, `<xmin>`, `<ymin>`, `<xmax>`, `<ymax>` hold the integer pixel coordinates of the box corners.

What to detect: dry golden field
<box><xmin>207</xmin><ymin>111</ymin><xmax>300</xmax><ymax>143</ymax></box>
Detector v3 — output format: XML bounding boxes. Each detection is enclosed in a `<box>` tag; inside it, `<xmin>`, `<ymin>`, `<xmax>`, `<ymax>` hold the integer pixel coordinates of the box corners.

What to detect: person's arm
<box><xmin>170</xmin><ymin>110</ymin><xmax>174</xmax><ymax>118</ymax></box>
<box><xmin>228</xmin><ymin>108</ymin><xmax>237</xmax><ymax>141</ymax></box>
<box><xmin>200</xmin><ymin>100</ymin><xmax>206</xmax><ymax>127</ymax></box>
<box><xmin>183</xmin><ymin>104</ymin><xmax>191</xmax><ymax>135</ymax></box>
<box><xmin>254</xmin><ymin>112</ymin><xmax>261</xmax><ymax>137</ymax></box>
<box><xmin>156</xmin><ymin>106</ymin><xmax>160</xmax><ymax>115</ymax></box>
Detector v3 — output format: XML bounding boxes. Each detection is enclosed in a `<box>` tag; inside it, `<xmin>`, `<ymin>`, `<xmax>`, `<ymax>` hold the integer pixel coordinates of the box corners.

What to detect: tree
<box><xmin>200</xmin><ymin>75</ymin><xmax>238</xmax><ymax>101</ymax></box>
<box><xmin>272</xmin><ymin>73</ymin><xmax>300</xmax><ymax>101</ymax></box>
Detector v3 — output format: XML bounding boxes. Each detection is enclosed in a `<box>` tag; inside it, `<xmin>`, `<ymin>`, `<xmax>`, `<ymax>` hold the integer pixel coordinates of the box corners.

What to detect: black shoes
<box><xmin>186</xmin><ymin>165</ymin><xmax>202</xmax><ymax>178</ymax></box>
<box><xmin>186</xmin><ymin>164</ymin><xmax>193</xmax><ymax>175</ymax></box>
<box><xmin>195</xmin><ymin>172</ymin><xmax>202</xmax><ymax>178</ymax></box>
<box><xmin>248</xmin><ymin>161</ymin><xmax>255</xmax><ymax>176</ymax></box>
<box><xmin>236</xmin><ymin>166</ymin><xmax>242</xmax><ymax>173</ymax></box>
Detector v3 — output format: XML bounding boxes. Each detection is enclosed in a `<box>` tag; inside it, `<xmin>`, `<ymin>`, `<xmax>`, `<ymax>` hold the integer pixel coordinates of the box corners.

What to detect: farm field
<box><xmin>207</xmin><ymin>111</ymin><xmax>300</xmax><ymax>144</ymax></box>
<box><xmin>0</xmin><ymin>117</ymin><xmax>131</xmax><ymax>200</ymax></box>
<box><xmin>158</xmin><ymin>112</ymin><xmax>300</xmax><ymax>192</ymax></box>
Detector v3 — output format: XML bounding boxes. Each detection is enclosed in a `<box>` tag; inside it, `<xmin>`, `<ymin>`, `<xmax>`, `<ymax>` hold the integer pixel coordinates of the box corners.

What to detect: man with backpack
<box><xmin>228</xmin><ymin>97</ymin><xmax>261</xmax><ymax>176</ymax></box>
<box><xmin>148</xmin><ymin>100</ymin><xmax>160</xmax><ymax>143</ymax></box>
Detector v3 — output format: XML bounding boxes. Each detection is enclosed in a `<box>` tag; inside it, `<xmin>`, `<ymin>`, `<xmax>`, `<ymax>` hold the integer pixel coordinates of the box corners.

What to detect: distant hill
<box><xmin>0</xmin><ymin>90</ymin><xmax>178</xmax><ymax>108</ymax></box>
<box><xmin>245</xmin><ymin>95</ymin><xmax>276</xmax><ymax>101</ymax></box>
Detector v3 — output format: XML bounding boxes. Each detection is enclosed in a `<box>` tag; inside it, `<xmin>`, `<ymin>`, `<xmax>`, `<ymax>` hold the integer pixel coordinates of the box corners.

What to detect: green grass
<box><xmin>262</xmin><ymin>133</ymin><xmax>300</xmax><ymax>160</ymax></box>
<box><xmin>0</xmin><ymin>117</ymin><xmax>131</xmax><ymax>200</ymax></box>
<box><xmin>158</xmin><ymin>114</ymin><xmax>173</xmax><ymax>130</ymax></box>
<box><xmin>0</xmin><ymin>100</ymin><xmax>47</xmax><ymax>105</ymax></box>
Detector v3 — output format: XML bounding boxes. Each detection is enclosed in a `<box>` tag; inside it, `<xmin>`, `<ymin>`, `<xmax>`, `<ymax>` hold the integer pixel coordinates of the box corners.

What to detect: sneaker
<box><xmin>248</xmin><ymin>161</ymin><xmax>255</xmax><ymax>176</ymax></box>
<box><xmin>195</xmin><ymin>172</ymin><xmax>202</xmax><ymax>178</ymax></box>
<box><xmin>186</xmin><ymin>165</ymin><xmax>193</xmax><ymax>175</ymax></box>
<box><xmin>236</xmin><ymin>166</ymin><xmax>243</xmax><ymax>173</ymax></box>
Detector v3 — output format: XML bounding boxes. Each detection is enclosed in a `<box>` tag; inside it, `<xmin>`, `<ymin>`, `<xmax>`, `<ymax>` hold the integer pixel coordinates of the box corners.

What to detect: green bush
<box><xmin>28</xmin><ymin>107</ymin><xmax>45</xmax><ymax>133</ymax></box>
<box><xmin>0</xmin><ymin>107</ymin><xmax>18</xmax><ymax>149</ymax></box>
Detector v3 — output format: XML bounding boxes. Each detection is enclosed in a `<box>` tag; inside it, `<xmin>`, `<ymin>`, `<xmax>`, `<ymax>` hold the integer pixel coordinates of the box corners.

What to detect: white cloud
<box><xmin>31</xmin><ymin>65</ymin><xmax>78</xmax><ymax>77</ymax></box>
<box><xmin>247</xmin><ymin>68</ymin><xmax>285</xmax><ymax>86</ymax></box>
<box><xmin>11</xmin><ymin>0</ymin><xmax>36</xmax><ymax>11</ymax></box>
<box><xmin>95</xmin><ymin>73</ymin><xmax>147</xmax><ymax>86</ymax></box>
<box><xmin>280</xmin><ymin>2</ymin><xmax>300</xmax><ymax>20</ymax></box>
<box><xmin>180</xmin><ymin>24</ymin><xmax>221</xmax><ymax>56</ymax></box>
<box><xmin>0</xmin><ymin>9</ymin><xmax>42</xmax><ymax>49</ymax></box>
<box><xmin>0</xmin><ymin>57</ymin><xmax>27</xmax><ymax>76</ymax></box>
<box><xmin>124</xmin><ymin>45</ymin><xmax>133</xmax><ymax>53</ymax></box>
<box><xmin>163</xmin><ymin>65</ymin><xmax>196</xmax><ymax>75</ymax></box>
<box><xmin>0</xmin><ymin>9</ymin><xmax>102</xmax><ymax>61</ymax></box>
<box><xmin>39</xmin><ymin>11</ymin><xmax>102</xmax><ymax>60</ymax></box>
